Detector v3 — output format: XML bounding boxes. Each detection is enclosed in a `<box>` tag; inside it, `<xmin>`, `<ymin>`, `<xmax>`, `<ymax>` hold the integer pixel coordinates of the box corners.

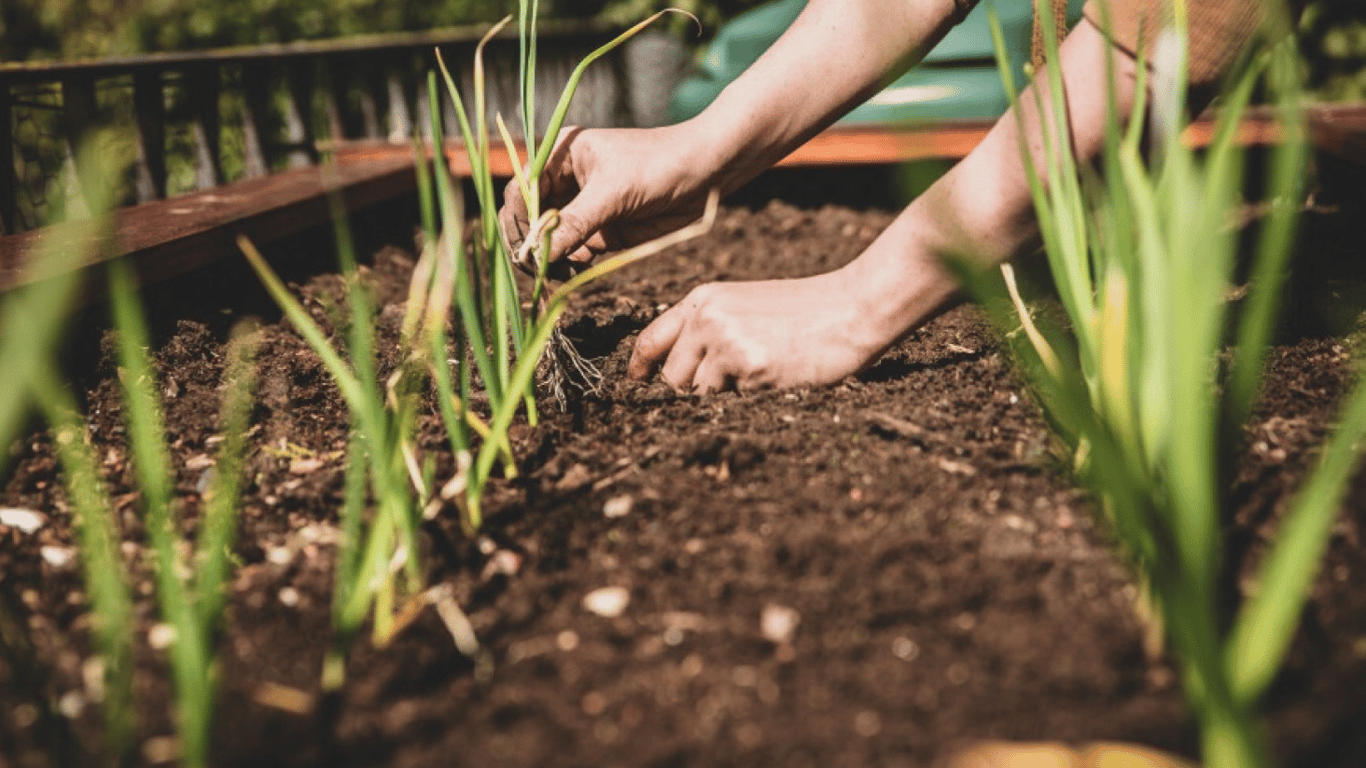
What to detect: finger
<box><xmin>659</xmin><ymin>335</ymin><xmax>707</xmax><ymax>393</ymax></box>
<box><xmin>627</xmin><ymin>305</ymin><xmax>688</xmax><ymax>381</ymax></box>
<box><xmin>498</xmin><ymin>178</ymin><xmax>530</xmax><ymax>252</ymax></box>
<box><xmin>566</xmin><ymin>244</ymin><xmax>597</xmax><ymax>264</ymax></box>
<box><xmin>543</xmin><ymin>244</ymin><xmax>596</xmax><ymax>282</ymax></box>
<box><xmin>556</xmin><ymin>233</ymin><xmax>609</xmax><ymax>270</ymax></box>
<box><xmin>545</xmin><ymin>255</ymin><xmax>590</xmax><ymax>283</ymax></box>
<box><xmin>690</xmin><ymin>355</ymin><xmax>735</xmax><ymax>394</ymax></box>
<box><xmin>548</xmin><ymin>183</ymin><xmax>617</xmax><ymax>263</ymax></box>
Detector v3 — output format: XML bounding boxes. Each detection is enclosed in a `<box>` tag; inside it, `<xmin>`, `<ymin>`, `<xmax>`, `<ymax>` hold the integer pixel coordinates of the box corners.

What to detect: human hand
<box><xmin>623</xmin><ymin>200</ymin><xmax>971</xmax><ymax>394</ymax></box>
<box><xmin>499</xmin><ymin>124</ymin><xmax>716</xmax><ymax>278</ymax></box>
<box><xmin>626</xmin><ymin>270</ymin><xmax>895</xmax><ymax>393</ymax></box>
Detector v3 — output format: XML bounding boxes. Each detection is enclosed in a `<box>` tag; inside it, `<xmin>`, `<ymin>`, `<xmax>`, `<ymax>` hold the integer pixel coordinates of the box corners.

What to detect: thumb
<box><xmin>547</xmin><ymin>182</ymin><xmax>617</xmax><ymax>263</ymax></box>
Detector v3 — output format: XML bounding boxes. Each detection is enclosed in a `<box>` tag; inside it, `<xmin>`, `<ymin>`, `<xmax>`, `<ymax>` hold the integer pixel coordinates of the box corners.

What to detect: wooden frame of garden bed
<box><xmin>1</xmin><ymin>102</ymin><xmax>1363</xmax><ymax>297</ymax></box>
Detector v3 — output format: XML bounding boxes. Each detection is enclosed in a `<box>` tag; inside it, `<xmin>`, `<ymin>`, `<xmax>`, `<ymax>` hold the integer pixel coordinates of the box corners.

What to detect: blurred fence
<box><xmin>0</xmin><ymin>22</ymin><xmax>683</xmax><ymax>234</ymax></box>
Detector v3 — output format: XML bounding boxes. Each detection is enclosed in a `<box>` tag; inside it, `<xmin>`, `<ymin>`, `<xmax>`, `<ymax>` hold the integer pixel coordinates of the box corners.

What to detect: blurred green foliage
<box><xmin>2</xmin><ymin>0</ymin><xmax>511</xmax><ymax>60</ymax></box>
<box><xmin>1300</xmin><ymin>0</ymin><xmax>1366</xmax><ymax>100</ymax></box>
<box><xmin>0</xmin><ymin>0</ymin><xmax>771</xmax><ymax>62</ymax></box>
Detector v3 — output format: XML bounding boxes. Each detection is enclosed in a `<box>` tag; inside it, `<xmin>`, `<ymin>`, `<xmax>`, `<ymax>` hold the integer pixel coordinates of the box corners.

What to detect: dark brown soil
<box><xmin>2</xmin><ymin>181</ymin><xmax>1366</xmax><ymax>768</ymax></box>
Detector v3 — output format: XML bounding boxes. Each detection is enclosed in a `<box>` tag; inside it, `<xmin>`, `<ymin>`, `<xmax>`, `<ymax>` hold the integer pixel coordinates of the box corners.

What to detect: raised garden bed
<box><xmin>2</xmin><ymin>175</ymin><xmax>1365</xmax><ymax>768</ymax></box>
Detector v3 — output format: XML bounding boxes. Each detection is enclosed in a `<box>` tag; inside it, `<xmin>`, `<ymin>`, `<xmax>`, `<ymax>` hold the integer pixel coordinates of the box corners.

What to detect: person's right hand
<box><xmin>498</xmin><ymin>124</ymin><xmax>718</xmax><ymax>276</ymax></box>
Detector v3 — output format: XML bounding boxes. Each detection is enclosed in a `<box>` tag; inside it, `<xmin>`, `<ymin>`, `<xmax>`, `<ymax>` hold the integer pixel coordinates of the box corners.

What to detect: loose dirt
<box><xmin>2</xmin><ymin>179</ymin><xmax>1365</xmax><ymax>768</ymax></box>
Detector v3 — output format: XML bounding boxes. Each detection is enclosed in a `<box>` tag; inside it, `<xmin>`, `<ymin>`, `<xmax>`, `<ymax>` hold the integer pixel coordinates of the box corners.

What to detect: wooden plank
<box><xmin>240</xmin><ymin>63</ymin><xmax>272</xmax><ymax>178</ymax></box>
<box><xmin>0</xmin><ymin>21</ymin><xmax>621</xmax><ymax>87</ymax></box>
<box><xmin>0</xmin><ymin>85</ymin><xmax>13</xmax><ymax>234</ymax></box>
<box><xmin>187</xmin><ymin>65</ymin><xmax>224</xmax><ymax>189</ymax></box>
<box><xmin>329</xmin><ymin>106</ymin><xmax>1309</xmax><ymax>179</ymax></box>
<box><xmin>358</xmin><ymin>65</ymin><xmax>383</xmax><ymax>140</ymax></box>
<box><xmin>283</xmin><ymin>63</ymin><xmax>319</xmax><ymax>168</ymax></box>
<box><xmin>132</xmin><ymin>70</ymin><xmax>168</xmax><ymax>201</ymax></box>
<box><xmin>5</xmin><ymin>102</ymin><xmax>1360</xmax><ymax>297</ymax></box>
<box><xmin>59</xmin><ymin>75</ymin><xmax>99</xmax><ymax>214</ymax></box>
<box><xmin>386</xmin><ymin>69</ymin><xmax>413</xmax><ymax>142</ymax></box>
<box><xmin>1310</xmin><ymin>102</ymin><xmax>1366</xmax><ymax>166</ymax></box>
<box><xmin>323</xmin><ymin>56</ymin><xmax>356</xmax><ymax>143</ymax></box>
<box><xmin>0</xmin><ymin>153</ymin><xmax>415</xmax><ymax>294</ymax></box>
<box><xmin>776</xmin><ymin>123</ymin><xmax>992</xmax><ymax>166</ymax></box>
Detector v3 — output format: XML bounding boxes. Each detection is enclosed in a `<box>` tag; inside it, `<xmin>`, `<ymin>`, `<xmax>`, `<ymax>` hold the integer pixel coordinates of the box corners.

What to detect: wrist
<box><xmin>839</xmin><ymin>209</ymin><xmax>962</xmax><ymax>355</ymax></box>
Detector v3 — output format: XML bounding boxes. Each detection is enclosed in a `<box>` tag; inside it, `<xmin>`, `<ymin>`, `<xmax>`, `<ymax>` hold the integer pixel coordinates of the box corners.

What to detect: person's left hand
<box><xmin>627</xmin><ymin>268</ymin><xmax>892</xmax><ymax>392</ymax></box>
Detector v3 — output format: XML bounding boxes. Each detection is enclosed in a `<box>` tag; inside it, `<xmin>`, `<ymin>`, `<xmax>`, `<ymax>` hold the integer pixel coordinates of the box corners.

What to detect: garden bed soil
<box><xmin>3</xmin><ymin>180</ymin><xmax>1366</xmax><ymax>768</ymax></box>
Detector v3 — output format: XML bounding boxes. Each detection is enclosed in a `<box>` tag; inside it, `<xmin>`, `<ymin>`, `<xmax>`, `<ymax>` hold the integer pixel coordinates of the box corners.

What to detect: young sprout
<box><xmin>961</xmin><ymin>6</ymin><xmax>1366</xmax><ymax>767</ymax></box>
<box><xmin>243</xmin><ymin>3</ymin><xmax>714</xmax><ymax>691</ymax></box>
<box><xmin>420</xmin><ymin>5</ymin><xmax>705</xmax><ymax>527</ymax></box>
<box><xmin>107</xmin><ymin>258</ymin><xmax>260</xmax><ymax>768</ymax></box>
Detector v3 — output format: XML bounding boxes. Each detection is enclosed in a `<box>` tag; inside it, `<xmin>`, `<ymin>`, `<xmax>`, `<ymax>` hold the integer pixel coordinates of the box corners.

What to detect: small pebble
<box><xmin>57</xmin><ymin>691</ymin><xmax>85</xmax><ymax>719</ymax></box>
<box><xmin>680</xmin><ymin>654</ymin><xmax>704</xmax><ymax>677</ymax></box>
<box><xmin>854</xmin><ymin>710</ymin><xmax>882</xmax><ymax>737</ymax></box>
<box><xmin>481</xmin><ymin>549</ymin><xmax>523</xmax><ymax>579</ymax></box>
<box><xmin>0</xmin><ymin>507</ymin><xmax>44</xmax><ymax>534</ymax></box>
<box><xmin>195</xmin><ymin>467</ymin><xmax>217</xmax><ymax>495</ymax></box>
<box><xmin>603</xmin><ymin>495</ymin><xmax>634</xmax><ymax>519</ymax></box>
<box><xmin>266</xmin><ymin>546</ymin><xmax>293</xmax><ymax>566</ymax></box>
<box><xmin>148</xmin><ymin>623</ymin><xmax>177</xmax><ymax>650</ymax></box>
<box><xmin>581</xmin><ymin>691</ymin><xmax>607</xmax><ymax>716</ymax></box>
<box><xmin>11</xmin><ymin>703</ymin><xmax>39</xmax><ymax>729</ymax></box>
<box><xmin>583</xmin><ymin>586</ymin><xmax>630</xmax><ymax>618</ymax></box>
<box><xmin>556</xmin><ymin>463</ymin><xmax>592</xmax><ymax>492</ymax></box>
<box><xmin>142</xmin><ymin>736</ymin><xmax>179</xmax><ymax>764</ymax></box>
<box><xmin>278</xmin><ymin>587</ymin><xmax>301</xmax><ymax>607</ymax></box>
<box><xmin>40</xmin><ymin>546</ymin><xmax>75</xmax><ymax>569</ymax></box>
<box><xmin>892</xmin><ymin>636</ymin><xmax>920</xmax><ymax>661</ymax></box>
<box><xmin>82</xmin><ymin>656</ymin><xmax>106</xmax><ymax>703</ymax></box>
<box><xmin>556</xmin><ymin>630</ymin><xmax>580</xmax><ymax>651</ymax></box>
<box><xmin>760</xmin><ymin>604</ymin><xmax>800</xmax><ymax>645</ymax></box>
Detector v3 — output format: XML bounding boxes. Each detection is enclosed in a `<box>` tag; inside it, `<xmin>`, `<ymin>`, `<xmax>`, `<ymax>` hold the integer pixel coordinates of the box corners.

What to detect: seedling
<box><xmin>4</xmin><ymin>140</ymin><xmax>257</xmax><ymax>767</ymax></box>
<box><xmin>240</xmin><ymin>5</ymin><xmax>715</xmax><ymax>679</ymax></box>
<box><xmin>239</xmin><ymin>210</ymin><xmax>424</xmax><ymax>667</ymax></box>
<box><xmin>104</xmin><ymin>258</ymin><xmax>260</xmax><ymax>768</ymax></box>
<box><xmin>0</xmin><ymin>164</ymin><xmax>135</xmax><ymax>762</ymax></box>
<box><xmin>959</xmin><ymin>7</ymin><xmax>1366</xmax><ymax>767</ymax></box>
<box><xmin>426</xmin><ymin>5</ymin><xmax>707</xmax><ymax>529</ymax></box>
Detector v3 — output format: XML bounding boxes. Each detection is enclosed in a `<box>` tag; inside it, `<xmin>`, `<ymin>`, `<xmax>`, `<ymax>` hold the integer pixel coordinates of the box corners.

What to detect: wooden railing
<box><xmin>0</xmin><ymin>22</ymin><xmax>626</xmax><ymax>235</ymax></box>
<box><xmin>1</xmin><ymin>27</ymin><xmax>1363</xmax><ymax>297</ymax></box>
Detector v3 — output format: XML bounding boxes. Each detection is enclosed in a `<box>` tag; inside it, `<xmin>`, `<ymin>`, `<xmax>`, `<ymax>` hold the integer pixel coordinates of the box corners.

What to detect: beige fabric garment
<box><xmin>1082</xmin><ymin>0</ymin><xmax>1264</xmax><ymax>88</ymax></box>
<box><xmin>948</xmin><ymin>0</ymin><xmax>1265</xmax><ymax>90</ymax></box>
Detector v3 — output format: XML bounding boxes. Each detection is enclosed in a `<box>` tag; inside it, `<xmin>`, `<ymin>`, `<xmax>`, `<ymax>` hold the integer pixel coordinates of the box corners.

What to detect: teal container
<box><xmin>669</xmin><ymin>0</ymin><xmax>1086</xmax><ymax>125</ymax></box>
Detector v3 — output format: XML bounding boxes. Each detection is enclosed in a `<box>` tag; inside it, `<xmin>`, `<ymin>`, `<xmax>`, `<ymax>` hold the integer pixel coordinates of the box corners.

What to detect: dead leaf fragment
<box><xmin>289</xmin><ymin>457</ymin><xmax>325</xmax><ymax>474</ymax></box>
<box><xmin>253</xmin><ymin>681</ymin><xmax>314</xmax><ymax>715</ymax></box>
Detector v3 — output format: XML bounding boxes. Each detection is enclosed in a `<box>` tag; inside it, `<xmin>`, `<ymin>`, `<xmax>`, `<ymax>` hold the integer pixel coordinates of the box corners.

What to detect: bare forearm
<box><xmin>842</xmin><ymin>18</ymin><xmax>1141</xmax><ymax>353</ymax></box>
<box><xmin>684</xmin><ymin>0</ymin><xmax>962</xmax><ymax>193</ymax></box>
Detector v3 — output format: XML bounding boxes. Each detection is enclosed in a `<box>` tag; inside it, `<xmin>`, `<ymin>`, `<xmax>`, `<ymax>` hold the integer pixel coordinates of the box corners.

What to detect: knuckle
<box><xmin>736</xmin><ymin>344</ymin><xmax>771</xmax><ymax>379</ymax></box>
<box><xmin>685</xmin><ymin>283</ymin><xmax>717</xmax><ymax>307</ymax></box>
